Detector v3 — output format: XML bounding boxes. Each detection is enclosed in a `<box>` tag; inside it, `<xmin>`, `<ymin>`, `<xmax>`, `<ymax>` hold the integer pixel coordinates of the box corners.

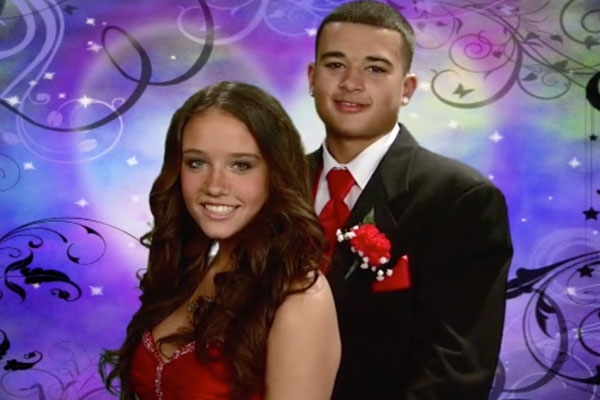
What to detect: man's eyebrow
<box><xmin>319</xmin><ymin>51</ymin><xmax>346</xmax><ymax>61</ymax></box>
<box><xmin>365</xmin><ymin>55</ymin><xmax>393</xmax><ymax>67</ymax></box>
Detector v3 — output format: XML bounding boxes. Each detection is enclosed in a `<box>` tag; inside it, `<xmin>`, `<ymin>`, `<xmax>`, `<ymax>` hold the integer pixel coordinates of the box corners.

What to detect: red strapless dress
<box><xmin>130</xmin><ymin>331</ymin><xmax>262</xmax><ymax>400</ymax></box>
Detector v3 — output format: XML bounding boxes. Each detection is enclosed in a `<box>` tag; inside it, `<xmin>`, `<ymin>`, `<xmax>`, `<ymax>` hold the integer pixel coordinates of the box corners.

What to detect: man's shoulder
<box><xmin>403</xmin><ymin>145</ymin><xmax>499</xmax><ymax>200</ymax></box>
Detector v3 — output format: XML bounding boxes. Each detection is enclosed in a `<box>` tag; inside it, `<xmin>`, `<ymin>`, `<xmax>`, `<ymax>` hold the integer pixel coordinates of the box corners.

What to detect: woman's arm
<box><xmin>264</xmin><ymin>272</ymin><xmax>341</xmax><ymax>400</ymax></box>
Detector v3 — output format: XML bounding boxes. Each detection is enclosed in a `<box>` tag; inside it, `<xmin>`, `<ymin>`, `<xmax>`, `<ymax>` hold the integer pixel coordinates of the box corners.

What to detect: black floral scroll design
<box><xmin>0</xmin><ymin>330</ymin><xmax>43</xmax><ymax>373</ymax></box>
<box><xmin>0</xmin><ymin>0</ymin><xmax>214</xmax><ymax>132</ymax></box>
<box><xmin>0</xmin><ymin>217</ymin><xmax>137</xmax><ymax>303</ymax></box>
<box><xmin>391</xmin><ymin>0</ymin><xmax>600</xmax><ymax>108</ymax></box>
<box><xmin>0</xmin><ymin>154</ymin><xmax>20</xmax><ymax>192</ymax></box>
<box><xmin>0</xmin><ymin>341</ymin><xmax>111</xmax><ymax>399</ymax></box>
<box><xmin>490</xmin><ymin>251</ymin><xmax>600</xmax><ymax>398</ymax></box>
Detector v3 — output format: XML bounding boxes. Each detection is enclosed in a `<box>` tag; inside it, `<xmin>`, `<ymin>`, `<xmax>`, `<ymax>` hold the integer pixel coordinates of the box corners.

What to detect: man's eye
<box><xmin>367</xmin><ymin>66</ymin><xmax>386</xmax><ymax>73</ymax></box>
<box><xmin>325</xmin><ymin>62</ymin><xmax>344</xmax><ymax>69</ymax></box>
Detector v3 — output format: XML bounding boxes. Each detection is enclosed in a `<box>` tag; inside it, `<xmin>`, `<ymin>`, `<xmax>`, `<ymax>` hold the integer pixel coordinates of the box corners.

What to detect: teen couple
<box><xmin>102</xmin><ymin>2</ymin><xmax>513</xmax><ymax>399</ymax></box>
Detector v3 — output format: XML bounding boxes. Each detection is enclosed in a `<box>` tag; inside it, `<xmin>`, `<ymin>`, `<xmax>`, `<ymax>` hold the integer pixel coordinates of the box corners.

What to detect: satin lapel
<box><xmin>328</xmin><ymin>124</ymin><xmax>421</xmax><ymax>278</ymax></box>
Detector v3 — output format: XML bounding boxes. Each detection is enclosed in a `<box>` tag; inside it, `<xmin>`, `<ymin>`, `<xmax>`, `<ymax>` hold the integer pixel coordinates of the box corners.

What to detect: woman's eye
<box><xmin>187</xmin><ymin>159</ymin><xmax>206</xmax><ymax>168</ymax></box>
<box><xmin>232</xmin><ymin>161</ymin><xmax>252</xmax><ymax>171</ymax></box>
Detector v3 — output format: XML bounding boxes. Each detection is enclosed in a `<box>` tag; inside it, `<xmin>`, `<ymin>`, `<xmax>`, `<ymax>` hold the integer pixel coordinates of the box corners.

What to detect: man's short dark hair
<box><xmin>315</xmin><ymin>1</ymin><xmax>416</xmax><ymax>72</ymax></box>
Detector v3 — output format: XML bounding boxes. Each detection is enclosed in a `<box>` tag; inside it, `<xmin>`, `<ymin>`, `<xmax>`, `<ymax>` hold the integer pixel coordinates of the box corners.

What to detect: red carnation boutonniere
<box><xmin>337</xmin><ymin>210</ymin><xmax>392</xmax><ymax>281</ymax></box>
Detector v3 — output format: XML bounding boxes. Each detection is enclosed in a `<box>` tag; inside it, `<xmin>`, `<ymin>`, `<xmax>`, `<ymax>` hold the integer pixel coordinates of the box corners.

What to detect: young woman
<box><xmin>101</xmin><ymin>81</ymin><xmax>340</xmax><ymax>399</ymax></box>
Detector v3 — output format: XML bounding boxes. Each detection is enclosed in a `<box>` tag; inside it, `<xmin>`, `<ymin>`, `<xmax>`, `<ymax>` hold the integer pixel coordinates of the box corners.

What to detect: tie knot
<box><xmin>326</xmin><ymin>168</ymin><xmax>355</xmax><ymax>201</ymax></box>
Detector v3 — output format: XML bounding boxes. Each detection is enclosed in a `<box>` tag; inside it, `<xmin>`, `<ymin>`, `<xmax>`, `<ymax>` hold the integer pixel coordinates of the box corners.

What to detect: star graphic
<box><xmin>521</xmin><ymin>217</ymin><xmax>527</xmax><ymax>222</ymax></box>
<box><xmin>78</xmin><ymin>95</ymin><xmax>93</xmax><ymax>108</ymax></box>
<box><xmin>126</xmin><ymin>156</ymin><xmax>139</xmax><ymax>166</ymax></box>
<box><xmin>87</xmin><ymin>42</ymin><xmax>102</xmax><ymax>52</ymax></box>
<box><xmin>89</xmin><ymin>285</ymin><xmax>104</xmax><ymax>296</ymax></box>
<box><xmin>577</xmin><ymin>265</ymin><xmax>593</xmax><ymax>278</ymax></box>
<box><xmin>43</xmin><ymin>72</ymin><xmax>55</xmax><ymax>80</ymax></box>
<box><xmin>86</xmin><ymin>18</ymin><xmax>96</xmax><ymax>26</ymax></box>
<box><xmin>74</xmin><ymin>198</ymin><xmax>89</xmax><ymax>207</ymax></box>
<box><xmin>583</xmin><ymin>207</ymin><xmax>599</xmax><ymax>220</ymax></box>
<box><xmin>448</xmin><ymin>120</ymin><xmax>459</xmax><ymax>129</ymax></box>
<box><xmin>305</xmin><ymin>28</ymin><xmax>317</xmax><ymax>37</ymax></box>
<box><xmin>591</xmin><ymin>134</ymin><xmax>598</xmax><ymax>141</ymax></box>
<box><xmin>4</xmin><ymin>96</ymin><xmax>21</xmax><ymax>106</ymax></box>
<box><xmin>489</xmin><ymin>131</ymin><xmax>504</xmax><ymax>143</ymax></box>
<box><xmin>28</xmin><ymin>80</ymin><xmax>37</xmax><ymax>87</ymax></box>
<box><xmin>419</xmin><ymin>81</ymin><xmax>431</xmax><ymax>92</ymax></box>
<box><xmin>23</xmin><ymin>162</ymin><xmax>35</xmax><ymax>170</ymax></box>
<box><xmin>566</xmin><ymin>287</ymin><xmax>576</xmax><ymax>295</ymax></box>
<box><xmin>568</xmin><ymin>157</ymin><xmax>581</xmax><ymax>168</ymax></box>
<box><xmin>63</xmin><ymin>5</ymin><xmax>77</xmax><ymax>15</ymax></box>
<box><xmin>58</xmin><ymin>93</ymin><xmax>66</xmax><ymax>99</ymax></box>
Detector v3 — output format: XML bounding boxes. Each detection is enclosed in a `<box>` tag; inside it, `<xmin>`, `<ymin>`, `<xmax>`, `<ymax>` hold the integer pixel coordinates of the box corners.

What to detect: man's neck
<box><xmin>325</xmin><ymin>134</ymin><xmax>386</xmax><ymax>164</ymax></box>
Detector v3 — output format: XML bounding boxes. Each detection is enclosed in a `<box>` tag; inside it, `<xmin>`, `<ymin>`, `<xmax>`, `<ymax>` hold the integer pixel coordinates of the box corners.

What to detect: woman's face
<box><xmin>180</xmin><ymin>108</ymin><xmax>269</xmax><ymax>242</ymax></box>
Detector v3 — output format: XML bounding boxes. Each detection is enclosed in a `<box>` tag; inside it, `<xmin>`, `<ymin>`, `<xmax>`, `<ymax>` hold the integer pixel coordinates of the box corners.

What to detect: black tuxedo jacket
<box><xmin>308</xmin><ymin>124</ymin><xmax>513</xmax><ymax>400</ymax></box>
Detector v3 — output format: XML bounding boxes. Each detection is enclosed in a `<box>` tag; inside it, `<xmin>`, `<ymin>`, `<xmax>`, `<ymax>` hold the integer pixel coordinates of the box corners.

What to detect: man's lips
<box><xmin>334</xmin><ymin>99</ymin><xmax>368</xmax><ymax>113</ymax></box>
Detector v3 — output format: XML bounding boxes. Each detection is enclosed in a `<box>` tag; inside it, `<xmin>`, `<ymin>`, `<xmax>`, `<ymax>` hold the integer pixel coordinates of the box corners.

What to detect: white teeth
<box><xmin>204</xmin><ymin>204</ymin><xmax>235</xmax><ymax>214</ymax></box>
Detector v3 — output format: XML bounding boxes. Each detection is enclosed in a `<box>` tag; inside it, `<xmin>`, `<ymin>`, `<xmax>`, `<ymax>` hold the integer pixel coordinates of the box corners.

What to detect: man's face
<box><xmin>308</xmin><ymin>22</ymin><xmax>416</xmax><ymax>142</ymax></box>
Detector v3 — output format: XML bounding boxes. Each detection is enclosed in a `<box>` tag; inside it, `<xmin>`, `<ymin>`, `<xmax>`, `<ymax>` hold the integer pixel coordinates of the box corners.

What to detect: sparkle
<box><xmin>23</xmin><ymin>162</ymin><xmax>35</xmax><ymax>170</ymax></box>
<box><xmin>170</xmin><ymin>55</ymin><xmax>177</xmax><ymax>60</ymax></box>
<box><xmin>548</xmin><ymin>196</ymin><xmax>553</xmax><ymax>200</ymax></box>
<box><xmin>130</xmin><ymin>195</ymin><xmax>140</xmax><ymax>202</ymax></box>
<box><xmin>448</xmin><ymin>119</ymin><xmax>459</xmax><ymax>129</ymax></box>
<box><xmin>43</xmin><ymin>72</ymin><xmax>55</xmax><ymax>80</ymax></box>
<box><xmin>566</xmin><ymin>287</ymin><xmax>576</xmax><ymax>296</ymax></box>
<box><xmin>89</xmin><ymin>285</ymin><xmax>104</xmax><ymax>296</ymax></box>
<box><xmin>593</xmin><ymin>230</ymin><xmax>598</xmax><ymax>235</ymax></box>
<box><xmin>4</xmin><ymin>96</ymin><xmax>21</xmax><ymax>106</ymax></box>
<box><xmin>488</xmin><ymin>175</ymin><xmax>495</xmax><ymax>180</ymax></box>
<box><xmin>87</xmin><ymin>42</ymin><xmax>102</xmax><ymax>52</ymax></box>
<box><xmin>32</xmin><ymin>283</ymin><xmax>40</xmax><ymax>289</ymax></box>
<box><xmin>306</xmin><ymin>28</ymin><xmax>317</xmax><ymax>37</ymax></box>
<box><xmin>126</xmin><ymin>156</ymin><xmax>139</xmax><ymax>166</ymax></box>
<box><xmin>74</xmin><ymin>198</ymin><xmax>89</xmax><ymax>207</ymax></box>
<box><xmin>568</xmin><ymin>157</ymin><xmax>581</xmax><ymax>168</ymax></box>
<box><xmin>408</xmin><ymin>112</ymin><xmax>419</xmax><ymax>119</ymax></box>
<box><xmin>86</xmin><ymin>18</ymin><xmax>96</xmax><ymax>26</ymax></box>
<box><xmin>28</xmin><ymin>80</ymin><xmax>37</xmax><ymax>87</ymax></box>
<box><xmin>521</xmin><ymin>218</ymin><xmax>527</xmax><ymax>222</ymax></box>
<box><xmin>127</xmin><ymin>242</ymin><xmax>136</xmax><ymax>248</ymax></box>
<box><xmin>78</xmin><ymin>95</ymin><xmax>93</xmax><ymax>108</ymax></box>
<box><xmin>58</xmin><ymin>93</ymin><xmax>66</xmax><ymax>99</ymax></box>
<box><xmin>489</xmin><ymin>130</ymin><xmax>504</xmax><ymax>143</ymax></box>
<box><xmin>419</xmin><ymin>81</ymin><xmax>431</xmax><ymax>91</ymax></box>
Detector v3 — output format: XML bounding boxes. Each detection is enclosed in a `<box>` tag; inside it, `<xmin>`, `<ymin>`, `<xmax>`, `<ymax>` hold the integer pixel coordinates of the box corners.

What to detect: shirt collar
<box><xmin>321</xmin><ymin>125</ymin><xmax>399</xmax><ymax>190</ymax></box>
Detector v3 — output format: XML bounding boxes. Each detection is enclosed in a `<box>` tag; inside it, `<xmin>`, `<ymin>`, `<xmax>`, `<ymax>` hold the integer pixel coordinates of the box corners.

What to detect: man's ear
<box><xmin>307</xmin><ymin>62</ymin><xmax>315</xmax><ymax>93</ymax></box>
<box><xmin>402</xmin><ymin>73</ymin><xmax>418</xmax><ymax>101</ymax></box>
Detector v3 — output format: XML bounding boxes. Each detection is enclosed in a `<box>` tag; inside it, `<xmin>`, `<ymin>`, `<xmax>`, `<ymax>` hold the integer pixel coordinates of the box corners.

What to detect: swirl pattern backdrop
<box><xmin>1</xmin><ymin>0</ymin><xmax>599</xmax><ymax>399</ymax></box>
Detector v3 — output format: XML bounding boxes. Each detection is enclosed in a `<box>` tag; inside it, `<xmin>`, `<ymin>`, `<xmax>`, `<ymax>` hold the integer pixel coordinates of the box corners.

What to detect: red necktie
<box><xmin>319</xmin><ymin>168</ymin><xmax>355</xmax><ymax>267</ymax></box>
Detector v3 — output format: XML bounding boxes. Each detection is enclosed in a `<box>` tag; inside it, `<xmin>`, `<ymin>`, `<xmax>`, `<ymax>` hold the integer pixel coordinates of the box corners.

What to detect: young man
<box><xmin>307</xmin><ymin>2</ymin><xmax>513</xmax><ymax>399</ymax></box>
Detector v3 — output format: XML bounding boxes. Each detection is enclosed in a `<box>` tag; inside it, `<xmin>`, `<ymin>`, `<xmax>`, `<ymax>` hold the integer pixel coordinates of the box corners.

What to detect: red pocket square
<box><xmin>372</xmin><ymin>255</ymin><xmax>411</xmax><ymax>292</ymax></box>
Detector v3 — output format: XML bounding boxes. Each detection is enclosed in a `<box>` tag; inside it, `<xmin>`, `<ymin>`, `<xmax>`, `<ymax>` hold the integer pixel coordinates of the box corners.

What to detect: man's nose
<box><xmin>339</xmin><ymin>67</ymin><xmax>364</xmax><ymax>92</ymax></box>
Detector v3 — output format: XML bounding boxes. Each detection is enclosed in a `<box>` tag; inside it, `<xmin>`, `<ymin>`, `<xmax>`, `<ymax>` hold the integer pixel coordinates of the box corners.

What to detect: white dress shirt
<box><xmin>314</xmin><ymin>126</ymin><xmax>399</xmax><ymax>215</ymax></box>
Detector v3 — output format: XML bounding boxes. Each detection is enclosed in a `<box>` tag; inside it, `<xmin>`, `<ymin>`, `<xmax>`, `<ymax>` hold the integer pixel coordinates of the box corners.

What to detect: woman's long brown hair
<box><xmin>99</xmin><ymin>81</ymin><xmax>325</xmax><ymax>399</ymax></box>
